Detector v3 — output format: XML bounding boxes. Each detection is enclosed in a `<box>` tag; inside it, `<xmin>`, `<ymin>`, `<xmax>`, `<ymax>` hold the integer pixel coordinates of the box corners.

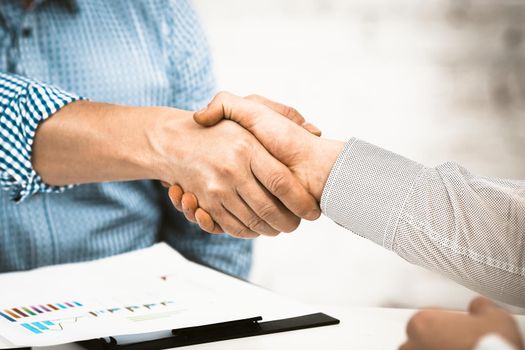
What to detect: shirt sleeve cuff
<box><xmin>320</xmin><ymin>138</ymin><xmax>424</xmax><ymax>249</ymax></box>
<box><xmin>474</xmin><ymin>334</ymin><xmax>518</xmax><ymax>350</ymax></box>
<box><xmin>0</xmin><ymin>75</ymin><xmax>83</xmax><ymax>202</ymax></box>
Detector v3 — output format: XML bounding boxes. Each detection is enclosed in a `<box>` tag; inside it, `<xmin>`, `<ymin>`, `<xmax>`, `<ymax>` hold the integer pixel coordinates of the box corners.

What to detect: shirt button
<box><xmin>21</xmin><ymin>27</ymin><xmax>32</xmax><ymax>38</ymax></box>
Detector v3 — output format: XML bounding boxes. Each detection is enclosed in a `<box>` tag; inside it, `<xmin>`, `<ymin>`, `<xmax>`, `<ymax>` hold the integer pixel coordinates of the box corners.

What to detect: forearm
<box><xmin>32</xmin><ymin>100</ymin><xmax>191</xmax><ymax>186</ymax></box>
<box><xmin>320</xmin><ymin>139</ymin><xmax>525</xmax><ymax>307</ymax></box>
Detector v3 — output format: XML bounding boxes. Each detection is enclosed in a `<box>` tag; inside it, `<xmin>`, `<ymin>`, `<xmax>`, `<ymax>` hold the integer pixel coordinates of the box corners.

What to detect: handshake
<box><xmin>163</xmin><ymin>91</ymin><xmax>344</xmax><ymax>238</ymax></box>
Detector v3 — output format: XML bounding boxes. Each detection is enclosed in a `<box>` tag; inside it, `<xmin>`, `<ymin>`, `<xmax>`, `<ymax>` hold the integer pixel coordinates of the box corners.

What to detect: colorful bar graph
<box><xmin>21</xmin><ymin>323</ymin><xmax>42</xmax><ymax>334</ymax></box>
<box><xmin>43</xmin><ymin>320</ymin><xmax>54</xmax><ymax>326</ymax></box>
<box><xmin>22</xmin><ymin>307</ymin><xmax>36</xmax><ymax>316</ymax></box>
<box><xmin>2</xmin><ymin>301</ymin><xmax>84</xmax><ymax>325</ymax></box>
<box><xmin>32</xmin><ymin>322</ymin><xmax>48</xmax><ymax>330</ymax></box>
<box><xmin>0</xmin><ymin>312</ymin><xmax>15</xmax><ymax>322</ymax></box>
<box><xmin>12</xmin><ymin>308</ymin><xmax>28</xmax><ymax>317</ymax></box>
<box><xmin>4</xmin><ymin>309</ymin><xmax>20</xmax><ymax>319</ymax></box>
<box><xmin>31</xmin><ymin>306</ymin><xmax>43</xmax><ymax>314</ymax></box>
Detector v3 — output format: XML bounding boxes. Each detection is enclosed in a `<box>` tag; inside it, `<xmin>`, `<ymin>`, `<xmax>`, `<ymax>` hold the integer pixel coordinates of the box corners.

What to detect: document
<box><xmin>0</xmin><ymin>243</ymin><xmax>313</xmax><ymax>348</ymax></box>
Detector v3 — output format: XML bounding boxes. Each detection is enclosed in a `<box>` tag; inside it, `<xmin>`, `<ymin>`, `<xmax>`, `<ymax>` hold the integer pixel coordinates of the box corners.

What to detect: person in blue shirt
<box><xmin>0</xmin><ymin>0</ymin><xmax>319</xmax><ymax>277</ymax></box>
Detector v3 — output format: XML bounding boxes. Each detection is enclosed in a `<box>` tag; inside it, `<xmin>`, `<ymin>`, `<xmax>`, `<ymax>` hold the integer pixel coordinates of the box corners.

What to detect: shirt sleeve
<box><xmin>474</xmin><ymin>334</ymin><xmax>519</xmax><ymax>350</ymax></box>
<box><xmin>0</xmin><ymin>72</ymin><xmax>82</xmax><ymax>202</ymax></box>
<box><xmin>321</xmin><ymin>138</ymin><xmax>525</xmax><ymax>307</ymax></box>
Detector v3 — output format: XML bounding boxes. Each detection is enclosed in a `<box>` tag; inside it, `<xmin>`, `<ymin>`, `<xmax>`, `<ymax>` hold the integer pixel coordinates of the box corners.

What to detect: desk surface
<box><xmin>31</xmin><ymin>306</ymin><xmax>525</xmax><ymax>350</ymax></box>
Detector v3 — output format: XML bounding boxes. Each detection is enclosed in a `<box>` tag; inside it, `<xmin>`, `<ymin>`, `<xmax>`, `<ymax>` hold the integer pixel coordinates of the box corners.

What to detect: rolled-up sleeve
<box><xmin>321</xmin><ymin>138</ymin><xmax>525</xmax><ymax>307</ymax></box>
<box><xmin>0</xmin><ymin>73</ymin><xmax>82</xmax><ymax>202</ymax></box>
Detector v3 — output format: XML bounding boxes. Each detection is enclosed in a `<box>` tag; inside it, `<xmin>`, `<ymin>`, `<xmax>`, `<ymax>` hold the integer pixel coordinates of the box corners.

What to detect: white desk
<box><xmin>32</xmin><ymin>306</ymin><xmax>525</xmax><ymax>350</ymax></box>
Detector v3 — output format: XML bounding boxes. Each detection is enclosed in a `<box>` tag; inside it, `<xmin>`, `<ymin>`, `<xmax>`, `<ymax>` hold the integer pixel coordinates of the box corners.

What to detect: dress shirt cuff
<box><xmin>0</xmin><ymin>74</ymin><xmax>83</xmax><ymax>202</ymax></box>
<box><xmin>474</xmin><ymin>334</ymin><xmax>518</xmax><ymax>350</ymax></box>
<box><xmin>320</xmin><ymin>138</ymin><xmax>424</xmax><ymax>249</ymax></box>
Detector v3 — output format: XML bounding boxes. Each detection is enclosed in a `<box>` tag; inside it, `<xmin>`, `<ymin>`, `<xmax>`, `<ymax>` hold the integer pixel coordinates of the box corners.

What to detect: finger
<box><xmin>237</xmin><ymin>177</ymin><xmax>300</xmax><ymax>233</ymax></box>
<box><xmin>222</xmin><ymin>192</ymin><xmax>281</xmax><ymax>236</ymax></box>
<box><xmin>244</xmin><ymin>94</ymin><xmax>305</xmax><ymax>125</ymax></box>
<box><xmin>195</xmin><ymin>92</ymin><xmax>314</xmax><ymax>164</ymax></box>
<box><xmin>469</xmin><ymin>296</ymin><xmax>496</xmax><ymax>315</ymax></box>
<box><xmin>244</xmin><ymin>95</ymin><xmax>322</xmax><ymax>137</ymax></box>
<box><xmin>168</xmin><ymin>185</ymin><xmax>184</xmax><ymax>211</ymax></box>
<box><xmin>251</xmin><ymin>143</ymin><xmax>320</xmax><ymax>220</ymax></box>
<box><xmin>195</xmin><ymin>208</ymin><xmax>223</xmax><ymax>234</ymax></box>
<box><xmin>302</xmin><ymin>122</ymin><xmax>322</xmax><ymax>136</ymax></box>
<box><xmin>181</xmin><ymin>192</ymin><xmax>199</xmax><ymax>222</ymax></box>
<box><xmin>212</xmin><ymin>205</ymin><xmax>260</xmax><ymax>239</ymax></box>
<box><xmin>194</xmin><ymin>91</ymin><xmax>274</xmax><ymax>129</ymax></box>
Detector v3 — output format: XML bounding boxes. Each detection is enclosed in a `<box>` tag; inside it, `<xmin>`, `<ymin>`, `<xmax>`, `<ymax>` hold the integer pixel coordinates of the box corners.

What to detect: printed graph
<box><xmin>0</xmin><ymin>301</ymin><xmax>83</xmax><ymax>323</ymax></box>
<box><xmin>5</xmin><ymin>300</ymin><xmax>176</xmax><ymax>335</ymax></box>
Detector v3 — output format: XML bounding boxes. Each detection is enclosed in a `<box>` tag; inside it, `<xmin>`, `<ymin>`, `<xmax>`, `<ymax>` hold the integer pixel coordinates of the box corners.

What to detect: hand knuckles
<box><xmin>256</xmin><ymin>202</ymin><xmax>280</xmax><ymax>222</ymax></box>
<box><xmin>230</xmin><ymin>225</ymin><xmax>252</xmax><ymax>238</ymax></box>
<box><xmin>266</xmin><ymin>172</ymin><xmax>290</xmax><ymax>197</ymax></box>
<box><xmin>230</xmin><ymin>137</ymin><xmax>252</xmax><ymax>156</ymax></box>
<box><xmin>246</xmin><ymin>216</ymin><xmax>265</xmax><ymax>231</ymax></box>
<box><xmin>206</xmin><ymin>185</ymin><xmax>226</xmax><ymax>199</ymax></box>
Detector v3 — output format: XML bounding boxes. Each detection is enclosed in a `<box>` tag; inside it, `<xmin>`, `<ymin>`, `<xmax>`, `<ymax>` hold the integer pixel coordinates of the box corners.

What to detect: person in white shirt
<box><xmin>167</xmin><ymin>92</ymin><xmax>524</xmax><ymax>350</ymax></box>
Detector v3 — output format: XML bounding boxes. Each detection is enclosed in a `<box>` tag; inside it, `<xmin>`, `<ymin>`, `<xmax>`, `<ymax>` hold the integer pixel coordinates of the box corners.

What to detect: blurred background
<box><xmin>193</xmin><ymin>0</ymin><xmax>525</xmax><ymax>312</ymax></box>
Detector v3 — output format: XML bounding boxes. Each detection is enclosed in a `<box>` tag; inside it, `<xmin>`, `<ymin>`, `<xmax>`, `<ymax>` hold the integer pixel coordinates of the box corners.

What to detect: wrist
<box><xmin>141</xmin><ymin>108</ymin><xmax>195</xmax><ymax>184</ymax></box>
<box><xmin>305</xmin><ymin>138</ymin><xmax>345</xmax><ymax>202</ymax></box>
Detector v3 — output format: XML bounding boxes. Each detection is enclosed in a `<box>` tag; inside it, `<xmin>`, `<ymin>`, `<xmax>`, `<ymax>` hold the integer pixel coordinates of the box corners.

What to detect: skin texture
<box><xmin>168</xmin><ymin>92</ymin><xmax>344</xmax><ymax>234</ymax></box>
<box><xmin>400</xmin><ymin>297</ymin><xmax>524</xmax><ymax>350</ymax></box>
<box><xmin>32</xmin><ymin>100</ymin><xmax>321</xmax><ymax>238</ymax></box>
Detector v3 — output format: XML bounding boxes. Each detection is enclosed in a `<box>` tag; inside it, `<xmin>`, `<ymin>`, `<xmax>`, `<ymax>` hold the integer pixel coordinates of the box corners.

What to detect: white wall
<box><xmin>193</xmin><ymin>0</ymin><xmax>525</xmax><ymax>312</ymax></box>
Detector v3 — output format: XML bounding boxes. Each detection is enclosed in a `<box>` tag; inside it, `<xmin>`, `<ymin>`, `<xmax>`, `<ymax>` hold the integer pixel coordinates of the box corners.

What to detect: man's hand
<box><xmin>153</xmin><ymin>112</ymin><xmax>321</xmax><ymax>238</ymax></box>
<box><xmin>400</xmin><ymin>297</ymin><xmax>524</xmax><ymax>350</ymax></box>
<box><xmin>167</xmin><ymin>92</ymin><xmax>345</xmax><ymax>234</ymax></box>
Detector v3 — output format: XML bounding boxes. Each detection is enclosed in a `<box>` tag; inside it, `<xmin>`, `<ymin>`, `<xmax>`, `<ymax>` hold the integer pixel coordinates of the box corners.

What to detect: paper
<box><xmin>0</xmin><ymin>243</ymin><xmax>313</xmax><ymax>348</ymax></box>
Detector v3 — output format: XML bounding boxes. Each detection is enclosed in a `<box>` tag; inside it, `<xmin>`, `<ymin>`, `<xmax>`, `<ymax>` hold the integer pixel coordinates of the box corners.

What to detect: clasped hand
<box><xmin>157</xmin><ymin>92</ymin><xmax>345</xmax><ymax>238</ymax></box>
<box><xmin>162</xmin><ymin>92</ymin><xmax>343</xmax><ymax>238</ymax></box>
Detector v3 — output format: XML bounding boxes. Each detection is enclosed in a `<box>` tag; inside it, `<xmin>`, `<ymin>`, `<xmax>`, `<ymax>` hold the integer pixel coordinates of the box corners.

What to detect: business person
<box><xmin>0</xmin><ymin>0</ymin><xmax>320</xmax><ymax>278</ymax></box>
<box><xmin>169</xmin><ymin>91</ymin><xmax>525</xmax><ymax>349</ymax></box>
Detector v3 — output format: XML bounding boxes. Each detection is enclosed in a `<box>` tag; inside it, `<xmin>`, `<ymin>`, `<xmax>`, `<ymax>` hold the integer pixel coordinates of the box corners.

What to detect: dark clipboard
<box><xmin>76</xmin><ymin>312</ymin><xmax>339</xmax><ymax>350</ymax></box>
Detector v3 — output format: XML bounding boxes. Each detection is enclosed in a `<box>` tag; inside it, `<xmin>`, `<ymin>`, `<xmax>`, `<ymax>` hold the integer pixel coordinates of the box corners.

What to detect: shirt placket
<box><xmin>1</xmin><ymin>2</ymin><xmax>58</xmax><ymax>268</ymax></box>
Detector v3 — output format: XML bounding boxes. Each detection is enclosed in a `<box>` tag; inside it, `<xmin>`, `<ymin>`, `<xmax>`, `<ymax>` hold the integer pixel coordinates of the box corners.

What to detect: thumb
<box><xmin>194</xmin><ymin>91</ymin><xmax>264</xmax><ymax>130</ymax></box>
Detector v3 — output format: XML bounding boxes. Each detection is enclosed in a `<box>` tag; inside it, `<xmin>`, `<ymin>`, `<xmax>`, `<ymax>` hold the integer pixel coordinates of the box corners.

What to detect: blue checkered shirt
<box><xmin>0</xmin><ymin>0</ymin><xmax>252</xmax><ymax>277</ymax></box>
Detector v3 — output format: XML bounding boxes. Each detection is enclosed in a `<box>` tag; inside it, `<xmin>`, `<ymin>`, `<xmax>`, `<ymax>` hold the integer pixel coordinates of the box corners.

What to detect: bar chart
<box><xmin>0</xmin><ymin>302</ymin><xmax>83</xmax><ymax>323</ymax></box>
<box><xmin>0</xmin><ymin>300</ymin><xmax>177</xmax><ymax>335</ymax></box>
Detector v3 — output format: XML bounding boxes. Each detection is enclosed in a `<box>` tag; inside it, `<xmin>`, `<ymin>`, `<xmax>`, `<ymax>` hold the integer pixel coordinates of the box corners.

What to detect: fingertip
<box><xmin>195</xmin><ymin>208</ymin><xmax>218</xmax><ymax>233</ymax></box>
<box><xmin>303</xmin><ymin>122</ymin><xmax>322</xmax><ymax>136</ymax></box>
<box><xmin>168</xmin><ymin>185</ymin><xmax>183</xmax><ymax>210</ymax></box>
<box><xmin>297</xmin><ymin>195</ymin><xmax>321</xmax><ymax>221</ymax></box>
<box><xmin>469</xmin><ymin>296</ymin><xmax>496</xmax><ymax>315</ymax></box>
<box><xmin>306</xmin><ymin>206</ymin><xmax>322</xmax><ymax>221</ymax></box>
<box><xmin>181</xmin><ymin>193</ymin><xmax>198</xmax><ymax>222</ymax></box>
<box><xmin>193</xmin><ymin>110</ymin><xmax>218</xmax><ymax>127</ymax></box>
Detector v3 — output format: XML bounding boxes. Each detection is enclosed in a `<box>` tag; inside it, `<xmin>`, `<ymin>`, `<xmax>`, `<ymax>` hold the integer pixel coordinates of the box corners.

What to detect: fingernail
<box><xmin>303</xmin><ymin>122</ymin><xmax>321</xmax><ymax>134</ymax></box>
